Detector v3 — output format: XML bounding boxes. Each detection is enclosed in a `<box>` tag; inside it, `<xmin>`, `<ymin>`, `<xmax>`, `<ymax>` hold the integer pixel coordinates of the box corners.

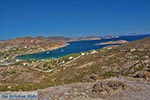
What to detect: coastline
<box><xmin>15</xmin><ymin>38</ymin><xmax>102</xmax><ymax>60</ymax></box>
<box><xmin>95</xmin><ymin>40</ymin><xmax>128</xmax><ymax>45</ymax></box>
<box><xmin>15</xmin><ymin>43</ymin><xmax>70</xmax><ymax>60</ymax></box>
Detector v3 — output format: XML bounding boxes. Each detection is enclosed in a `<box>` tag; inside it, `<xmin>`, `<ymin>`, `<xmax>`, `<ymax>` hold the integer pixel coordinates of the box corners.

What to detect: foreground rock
<box><xmin>38</xmin><ymin>77</ymin><xmax>150</xmax><ymax>100</ymax></box>
<box><xmin>91</xmin><ymin>80</ymin><xmax>127</xmax><ymax>98</ymax></box>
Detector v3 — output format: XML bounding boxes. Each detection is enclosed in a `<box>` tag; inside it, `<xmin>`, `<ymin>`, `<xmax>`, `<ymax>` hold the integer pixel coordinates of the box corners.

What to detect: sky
<box><xmin>0</xmin><ymin>0</ymin><xmax>150</xmax><ymax>39</ymax></box>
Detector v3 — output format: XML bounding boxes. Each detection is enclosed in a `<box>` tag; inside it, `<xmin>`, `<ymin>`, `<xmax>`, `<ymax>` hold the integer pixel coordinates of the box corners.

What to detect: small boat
<box><xmin>61</xmin><ymin>49</ymin><xmax>64</xmax><ymax>52</ymax></box>
<box><xmin>46</xmin><ymin>51</ymin><xmax>50</xmax><ymax>54</ymax></box>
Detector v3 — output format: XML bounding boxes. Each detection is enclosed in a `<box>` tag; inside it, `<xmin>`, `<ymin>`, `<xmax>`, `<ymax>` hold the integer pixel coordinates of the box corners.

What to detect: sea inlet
<box><xmin>16</xmin><ymin>34</ymin><xmax>150</xmax><ymax>60</ymax></box>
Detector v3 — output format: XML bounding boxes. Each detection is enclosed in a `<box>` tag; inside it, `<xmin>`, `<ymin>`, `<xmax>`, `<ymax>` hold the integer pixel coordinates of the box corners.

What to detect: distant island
<box><xmin>101</xmin><ymin>36</ymin><xmax>119</xmax><ymax>39</ymax></box>
<box><xmin>96</xmin><ymin>40</ymin><xmax>128</xmax><ymax>45</ymax></box>
<box><xmin>77</xmin><ymin>36</ymin><xmax>101</xmax><ymax>41</ymax></box>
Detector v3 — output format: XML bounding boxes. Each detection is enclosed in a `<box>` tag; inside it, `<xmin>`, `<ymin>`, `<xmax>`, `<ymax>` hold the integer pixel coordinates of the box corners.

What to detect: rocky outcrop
<box><xmin>38</xmin><ymin>77</ymin><xmax>150</xmax><ymax>100</ymax></box>
<box><xmin>91</xmin><ymin>80</ymin><xmax>127</xmax><ymax>97</ymax></box>
<box><xmin>133</xmin><ymin>70</ymin><xmax>150</xmax><ymax>80</ymax></box>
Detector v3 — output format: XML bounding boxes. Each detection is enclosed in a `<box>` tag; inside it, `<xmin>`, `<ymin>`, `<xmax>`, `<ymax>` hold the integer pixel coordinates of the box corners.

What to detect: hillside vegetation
<box><xmin>49</xmin><ymin>37</ymin><xmax>150</xmax><ymax>85</ymax></box>
<box><xmin>0</xmin><ymin>37</ymin><xmax>150</xmax><ymax>91</ymax></box>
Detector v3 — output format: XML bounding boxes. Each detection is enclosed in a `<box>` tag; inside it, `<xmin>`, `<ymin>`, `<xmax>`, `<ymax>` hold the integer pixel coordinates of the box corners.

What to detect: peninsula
<box><xmin>96</xmin><ymin>40</ymin><xmax>128</xmax><ymax>45</ymax></box>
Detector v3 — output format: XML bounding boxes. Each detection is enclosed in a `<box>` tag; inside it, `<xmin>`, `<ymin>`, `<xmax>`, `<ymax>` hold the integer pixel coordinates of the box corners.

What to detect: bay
<box><xmin>16</xmin><ymin>34</ymin><xmax>150</xmax><ymax>60</ymax></box>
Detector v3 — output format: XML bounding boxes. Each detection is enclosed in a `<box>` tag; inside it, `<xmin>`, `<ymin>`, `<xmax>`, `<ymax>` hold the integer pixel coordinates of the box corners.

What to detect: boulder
<box><xmin>91</xmin><ymin>80</ymin><xmax>127</xmax><ymax>97</ymax></box>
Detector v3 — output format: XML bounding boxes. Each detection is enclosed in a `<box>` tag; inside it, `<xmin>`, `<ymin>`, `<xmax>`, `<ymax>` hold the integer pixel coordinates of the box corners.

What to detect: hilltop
<box><xmin>0</xmin><ymin>36</ymin><xmax>72</xmax><ymax>52</ymax></box>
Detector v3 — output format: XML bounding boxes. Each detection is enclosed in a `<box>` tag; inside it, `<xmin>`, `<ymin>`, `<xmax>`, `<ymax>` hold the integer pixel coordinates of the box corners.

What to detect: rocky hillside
<box><xmin>0</xmin><ymin>37</ymin><xmax>150</xmax><ymax>100</ymax></box>
<box><xmin>0</xmin><ymin>36</ymin><xmax>101</xmax><ymax>52</ymax></box>
<box><xmin>0</xmin><ymin>36</ymin><xmax>73</xmax><ymax>63</ymax></box>
<box><xmin>37</xmin><ymin>37</ymin><xmax>150</xmax><ymax>100</ymax></box>
<box><xmin>38</xmin><ymin>77</ymin><xmax>150</xmax><ymax>100</ymax></box>
<box><xmin>49</xmin><ymin>37</ymin><xmax>150</xmax><ymax>85</ymax></box>
<box><xmin>0</xmin><ymin>36</ymin><xmax>72</xmax><ymax>52</ymax></box>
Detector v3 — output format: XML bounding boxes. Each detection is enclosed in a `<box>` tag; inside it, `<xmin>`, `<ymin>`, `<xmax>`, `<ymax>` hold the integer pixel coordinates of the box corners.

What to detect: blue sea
<box><xmin>16</xmin><ymin>34</ymin><xmax>150</xmax><ymax>60</ymax></box>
